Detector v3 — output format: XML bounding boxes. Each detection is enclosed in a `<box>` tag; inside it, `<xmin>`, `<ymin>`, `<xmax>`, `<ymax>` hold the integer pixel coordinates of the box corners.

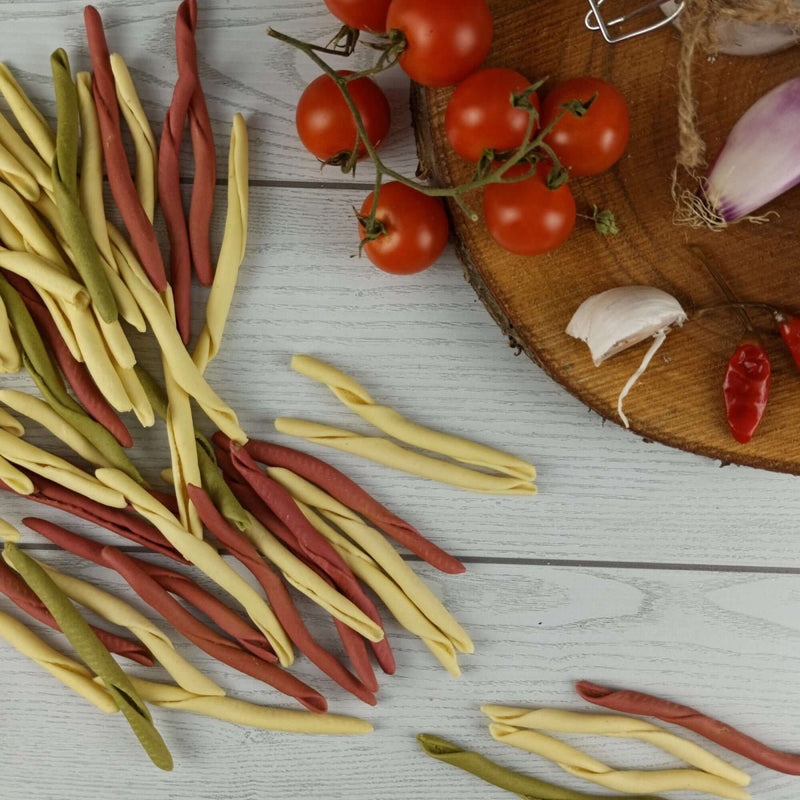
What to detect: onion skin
<box><xmin>704</xmin><ymin>77</ymin><xmax>800</xmax><ymax>223</ymax></box>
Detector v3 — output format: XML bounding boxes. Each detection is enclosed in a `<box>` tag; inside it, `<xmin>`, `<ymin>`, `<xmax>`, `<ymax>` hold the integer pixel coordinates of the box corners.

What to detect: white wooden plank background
<box><xmin>0</xmin><ymin>2</ymin><xmax>799</xmax><ymax>798</ymax></box>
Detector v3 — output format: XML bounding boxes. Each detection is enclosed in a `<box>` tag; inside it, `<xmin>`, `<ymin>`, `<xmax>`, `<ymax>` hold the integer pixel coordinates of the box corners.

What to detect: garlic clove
<box><xmin>566</xmin><ymin>286</ymin><xmax>687</xmax><ymax>366</ymax></box>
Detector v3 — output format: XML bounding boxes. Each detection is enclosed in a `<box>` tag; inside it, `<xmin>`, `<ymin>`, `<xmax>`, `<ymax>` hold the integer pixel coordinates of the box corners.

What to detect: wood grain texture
<box><xmin>413</xmin><ymin>0</ymin><xmax>800</xmax><ymax>474</ymax></box>
<box><xmin>2</xmin><ymin>556</ymin><xmax>800</xmax><ymax>799</ymax></box>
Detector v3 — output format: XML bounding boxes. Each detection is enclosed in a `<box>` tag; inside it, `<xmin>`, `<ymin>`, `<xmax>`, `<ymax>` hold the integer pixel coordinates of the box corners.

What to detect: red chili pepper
<box><xmin>723</xmin><ymin>340</ymin><xmax>771</xmax><ymax>444</ymax></box>
<box><xmin>775</xmin><ymin>312</ymin><xmax>800</xmax><ymax>371</ymax></box>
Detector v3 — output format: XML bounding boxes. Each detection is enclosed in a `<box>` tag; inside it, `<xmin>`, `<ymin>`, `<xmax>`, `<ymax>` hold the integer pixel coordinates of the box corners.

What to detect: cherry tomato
<box><xmin>444</xmin><ymin>67</ymin><xmax>538</xmax><ymax>162</ymax></box>
<box><xmin>385</xmin><ymin>0</ymin><xmax>493</xmax><ymax>88</ymax></box>
<box><xmin>323</xmin><ymin>0</ymin><xmax>392</xmax><ymax>33</ymax></box>
<box><xmin>541</xmin><ymin>77</ymin><xmax>630</xmax><ymax>177</ymax></box>
<box><xmin>296</xmin><ymin>71</ymin><xmax>390</xmax><ymax>163</ymax></box>
<box><xmin>482</xmin><ymin>163</ymin><xmax>576</xmax><ymax>256</ymax></box>
<box><xmin>359</xmin><ymin>182</ymin><xmax>449</xmax><ymax>274</ymax></box>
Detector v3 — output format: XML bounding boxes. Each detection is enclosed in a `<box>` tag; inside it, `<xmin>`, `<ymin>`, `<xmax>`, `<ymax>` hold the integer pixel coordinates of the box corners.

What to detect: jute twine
<box><xmin>673</xmin><ymin>0</ymin><xmax>800</xmax><ymax>222</ymax></box>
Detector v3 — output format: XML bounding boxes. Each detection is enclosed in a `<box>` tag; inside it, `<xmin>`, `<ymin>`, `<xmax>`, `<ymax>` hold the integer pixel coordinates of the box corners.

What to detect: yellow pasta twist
<box><xmin>193</xmin><ymin>114</ymin><xmax>249</xmax><ymax>372</ymax></box>
<box><xmin>107</xmin><ymin>225</ymin><xmax>246</xmax><ymax>443</ymax></box>
<box><xmin>0</xmin><ymin>429</ymin><xmax>125</xmax><ymax>506</ymax></box>
<box><xmin>291</xmin><ymin>354</ymin><xmax>536</xmax><ymax>481</ymax></box>
<box><xmin>0</xmin><ymin>111</ymin><xmax>51</xmax><ymax>196</ymax></box>
<box><xmin>125</xmin><ymin>676</ymin><xmax>373</xmax><ymax>735</ymax></box>
<box><xmin>0</xmin><ymin>63</ymin><xmax>55</xmax><ymax>165</ymax></box>
<box><xmin>0</xmin><ymin>295</ymin><xmax>20</xmax><ymax>374</ymax></box>
<box><xmin>481</xmin><ymin>706</ymin><xmax>750</xmax><ymax>787</ymax></box>
<box><xmin>110</xmin><ymin>54</ymin><xmax>157</xmax><ymax>221</ymax></box>
<box><xmin>161</xmin><ymin>291</ymin><xmax>202</xmax><ymax>538</ymax></box>
<box><xmin>297</xmin><ymin>502</ymin><xmax>460</xmax><ymax>676</ymax></box>
<box><xmin>274</xmin><ymin>418</ymin><xmax>538</xmax><ymax>495</ymax></box>
<box><xmin>268</xmin><ymin>466</ymin><xmax>472</xmax><ymax>654</ymax></box>
<box><xmin>0</xmin><ymin>389</ymin><xmax>111</xmax><ymax>468</ymax></box>
<box><xmin>0</xmin><ymin>607</ymin><xmax>117</xmax><ymax>713</ymax></box>
<box><xmin>489</xmin><ymin>723</ymin><xmax>750</xmax><ymax>800</ymax></box>
<box><xmin>0</xmin><ymin>248</ymin><xmax>88</xmax><ymax>305</ymax></box>
<box><xmin>0</xmin><ymin>139</ymin><xmax>39</xmax><ymax>201</ymax></box>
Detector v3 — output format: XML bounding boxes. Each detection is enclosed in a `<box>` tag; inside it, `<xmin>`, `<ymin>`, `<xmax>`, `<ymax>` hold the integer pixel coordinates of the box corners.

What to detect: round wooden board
<box><xmin>412</xmin><ymin>0</ymin><xmax>800</xmax><ymax>474</ymax></box>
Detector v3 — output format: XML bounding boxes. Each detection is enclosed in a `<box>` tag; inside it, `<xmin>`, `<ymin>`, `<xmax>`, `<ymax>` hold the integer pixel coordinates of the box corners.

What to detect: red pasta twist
<box><xmin>158</xmin><ymin>0</ymin><xmax>217</xmax><ymax>341</ymax></box>
<box><xmin>577</xmin><ymin>680</ymin><xmax>800</xmax><ymax>775</ymax></box>
<box><xmin>215</xmin><ymin>444</ymin><xmax>395</xmax><ymax>678</ymax></box>
<box><xmin>24</xmin><ymin>516</ymin><xmax>275</xmax><ymax>664</ymax></box>
<box><xmin>141</xmin><ymin>564</ymin><xmax>276</xmax><ymax>664</ymax></box>
<box><xmin>7</xmin><ymin>475</ymin><xmax>184</xmax><ymax>562</ymax></box>
<box><xmin>178</xmin><ymin>0</ymin><xmax>215</xmax><ymax>285</ymax></box>
<box><xmin>242</xmin><ymin>437</ymin><xmax>465</xmax><ymax>574</ymax></box>
<box><xmin>225</xmin><ymin>440</ymin><xmax>398</xmax><ymax>672</ymax></box>
<box><xmin>84</xmin><ymin>5</ymin><xmax>167</xmax><ymax>291</ymax></box>
<box><xmin>188</xmin><ymin>484</ymin><xmax>376</xmax><ymax>704</ymax></box>
<box><xmin>0</xmin><ymin>558</ymin><xmax>154</xmax><ymax>666</ymax></box>
<box><xmin>157</xmin><ymin>47</ymin><xmax>194</xmax><ymax>344</ymax></box>
<box><xmin>103</xmin><ymin>545</ymin><xmax>326</xmax><ymax>711</ymax></box>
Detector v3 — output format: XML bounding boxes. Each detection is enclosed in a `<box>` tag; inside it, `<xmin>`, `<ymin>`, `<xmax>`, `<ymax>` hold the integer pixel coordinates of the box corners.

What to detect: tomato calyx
<box><xmin>325</xmin><ymin>24</ymin><xmax>361</xmax><ymax>56</ymax></box>
<box><xmin>544</xmin><ymin>162</ymin><xmax>570</xmax><ymax>190</ymax></box>
<box><xmin>361</xmin><ymin>28</ymin><xmax>408</xmax><ymax>71</ymax></box>
<box><xmin>510</xmin><ymin>79</ymin><xmax>546</xmax><ymax>113</ymax></box>
<box><xmin>559</xmin><ymin>94</ymin><xmax>597</xmax><ymax>119</ymax></box>
<box><xmin>323</xmin><ymin>142</ymin><xmax>362</xmax><ymax>174</ymax></box>
<box><xmin>355</xmin><ymin>208</ymin><xmax>388</xmax><ymax>250</ymax></box>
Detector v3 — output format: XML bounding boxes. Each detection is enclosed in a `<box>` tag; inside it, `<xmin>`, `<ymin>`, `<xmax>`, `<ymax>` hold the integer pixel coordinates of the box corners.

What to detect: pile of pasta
<box><xmin>0</xmin><ymin>0</ymin><xmax>511</xmax><ymax>769</ymax></box>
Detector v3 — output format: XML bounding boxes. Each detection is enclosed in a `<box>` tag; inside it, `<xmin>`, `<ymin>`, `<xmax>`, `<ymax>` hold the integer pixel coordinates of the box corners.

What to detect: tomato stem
<box><xmin>360</xmin><ymin>168</ymin><xmax>384</xmax><ymax>240</ymax></box>
<box><xmin>268</xmin><ymin>28</ymin><xmax>583</xmax><ymax>205</ymax></box>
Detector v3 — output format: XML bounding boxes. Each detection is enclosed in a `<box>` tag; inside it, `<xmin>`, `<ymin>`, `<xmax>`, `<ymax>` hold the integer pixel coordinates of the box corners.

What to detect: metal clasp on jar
<box><xmin>584</xmin><ymin>0</ymin><xmax>684</xmax><ymax>43</ymax></box>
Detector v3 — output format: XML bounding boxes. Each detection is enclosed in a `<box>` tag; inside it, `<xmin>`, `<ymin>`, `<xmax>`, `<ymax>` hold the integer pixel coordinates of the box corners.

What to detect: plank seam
<box><xmin>14</xmin><ymin>544</ymin><xmax>800</xmax><ymax>575</ymax></box>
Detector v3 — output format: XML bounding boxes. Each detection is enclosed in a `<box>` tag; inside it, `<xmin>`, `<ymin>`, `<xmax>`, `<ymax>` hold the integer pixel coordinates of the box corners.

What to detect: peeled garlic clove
<box><xmin>566</xmin><ymin>286</ymin><xmax>687</xmax><ymax>366</ymax></box>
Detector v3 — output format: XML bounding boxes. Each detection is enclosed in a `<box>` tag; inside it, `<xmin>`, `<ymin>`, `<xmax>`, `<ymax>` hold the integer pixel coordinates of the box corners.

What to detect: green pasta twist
<box><xmin>0</xmin><ymin>273</ymin><xmax>70</xmax><ymax>405</ymax></box>
<box><xmin>50</xmin><ymin>48</ymin><xmax>117</xmax><ymax>323</ymax></box>
<box><xmin>195</xmin><ymin>439</ymin><xmax>249</xmax><ymax>530</ymax></box>
<box><xmin>4</xmin><ymin>542</ymin><xmax>173</xmax><ymax>770</ymax></box>
<box><xmin>417</xmin><ymin>734</ymin><xmax>664</xmax><ymax>800</ymax></box>
<box><xmin>134</xmin><ymin>364</ymin><xmax>169</xmax><ymax>420</ymax></box>
<box><xmin>0</xmin><ymin>273</ymin><xmax>140</xmax><ymax>480</ymax></box>
<box><xmin>23</xmin><ymin>353</ymin><xmax>142</xmax><ymax>482</ymax></box>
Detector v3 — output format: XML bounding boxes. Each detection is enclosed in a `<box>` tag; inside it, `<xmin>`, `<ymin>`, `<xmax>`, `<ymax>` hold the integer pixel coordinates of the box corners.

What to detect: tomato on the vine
<box><xmin>296</xmin><ymin>71</ymin><xmax>390</xmax><ymax>164</ymax></box>
<box><xmin>323</xmin><ymin>0</ymin><xmax>392</xmax><ymax>33</ymax></box>
<box><xmin>444</xmin><ymin>67</ymin><xmax>538</xmax><ymax>162</ymax></box>
<box><xmin>483</xmin><ymin>163</ymin><xmax>576</xmax><ymax>256</ymax></box>
<box><xmin>541</xmin><ymin>77</ymin><xmax>630</xmax><ymax>177</ymax></box>
<box><xmin>359</xmin><ymin>182</ymin><xmax>449</xmax><ymax>274</ymax></box>
<box><xmin>385</xmin><ymin>0</ymin><xmax>493</xmax><ymax>88</ymax></box>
